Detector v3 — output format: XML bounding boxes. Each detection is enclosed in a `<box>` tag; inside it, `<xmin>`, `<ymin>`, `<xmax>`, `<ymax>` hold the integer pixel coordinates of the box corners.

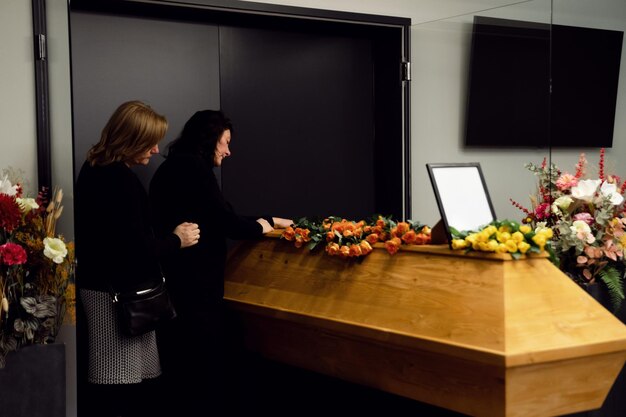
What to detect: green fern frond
<box><xmin>599</xmin><ymin>266</ymin><xmax>625</xmax><ymax>313</ymax></box>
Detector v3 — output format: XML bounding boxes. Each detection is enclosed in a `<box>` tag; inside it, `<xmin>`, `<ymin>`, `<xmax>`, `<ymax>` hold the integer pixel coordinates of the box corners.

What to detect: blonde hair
<box><xmin>87</xmin><ymin>100</ymin><xmax>168</xmax><ymax>166</ymax></box>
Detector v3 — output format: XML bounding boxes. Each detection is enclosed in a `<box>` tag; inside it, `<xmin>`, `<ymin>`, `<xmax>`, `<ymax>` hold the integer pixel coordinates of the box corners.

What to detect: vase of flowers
<box><xmin>0</xmin><ymin>169</ymin><xmax>75</xmax><ymax>369</ymax></box>
<box><xmin>511</xmin><ymin>149</ymin><xmax>626</xmax><ymax>313</ymax></box>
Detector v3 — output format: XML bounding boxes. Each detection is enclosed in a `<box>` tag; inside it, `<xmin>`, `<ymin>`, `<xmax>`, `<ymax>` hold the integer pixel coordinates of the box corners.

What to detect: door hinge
<box><xmin>401</xmin><ymin>61</ymin><xmax>411</xmax><ymax>82</ymax></box>
<box><xmin>36</xmin><ymin>34</ymin><xmax>47</xmax><ymax>61</ymax></box>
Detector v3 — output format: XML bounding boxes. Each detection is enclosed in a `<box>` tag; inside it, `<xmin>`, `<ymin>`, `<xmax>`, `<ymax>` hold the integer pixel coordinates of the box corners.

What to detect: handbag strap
<box><xmin>109</xmin><ymin>227</ymin><xmax>168</xmax><ymax>301</ymax></box>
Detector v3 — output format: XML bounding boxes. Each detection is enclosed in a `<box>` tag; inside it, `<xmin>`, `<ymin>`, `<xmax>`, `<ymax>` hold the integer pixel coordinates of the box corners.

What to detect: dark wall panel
<box><xmin>219</xmin><ymin>25</ymin><xmax>376</xmax><ymax>220</ymax></box>
<box><xmin>70</xmin><ymin>12</ymin><xmax>221</xmax><ymax>188</ymax></box>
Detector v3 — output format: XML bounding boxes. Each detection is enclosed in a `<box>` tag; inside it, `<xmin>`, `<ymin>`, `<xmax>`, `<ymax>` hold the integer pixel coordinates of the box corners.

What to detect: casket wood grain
<box><xmin>223</xmin><ymin>234</ymin><xmax>626</xmax><ymax>417</ymax></box>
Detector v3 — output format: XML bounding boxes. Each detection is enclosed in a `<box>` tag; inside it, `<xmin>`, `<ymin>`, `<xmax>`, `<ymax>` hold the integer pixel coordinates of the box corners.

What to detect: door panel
<box><xmin>219</xmin><ymin>25</ymin><xmax>376</xmax><ymax>220</ymax></box>
<box><xmin>70</xmin><ymin>12</ymin><xmax>220</xmax><ymax>188</ymax></box>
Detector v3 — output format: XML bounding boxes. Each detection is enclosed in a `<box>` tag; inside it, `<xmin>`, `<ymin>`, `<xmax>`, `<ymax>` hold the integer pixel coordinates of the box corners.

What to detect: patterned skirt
<box><xmin>80</xmin><ymin>289</ymin><xmax>162</xmax><ymax>384</ymax></box>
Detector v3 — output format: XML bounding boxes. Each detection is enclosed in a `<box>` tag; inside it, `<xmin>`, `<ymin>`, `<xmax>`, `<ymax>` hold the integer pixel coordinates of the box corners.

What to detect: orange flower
<box><xmin>349</xmin><ymin>244</ymin><xmax>362</xmax><ymax>257</ymax></box>
<box><xmin>339</xmin><ymin>245</ymin><xmax>350</xmax><ymax>258</ymax></box>
<box><xmin>326</xmin><ymin>242</ymin><xmax>340</xmax><ymax>255</ymax></box>
<box><xmin>401</xmin><ymin>230</ymin><xmax>417</xmax><ymax>244</ymax></box>
<box><xmin>297</xmin><ymin>228</ymin><xmax>311</xmax><ymax>242</ymax></box>
<box><xmin>359</xmin><ymin>240</ymin><xmax>373</xmax><ymax>255</ymax></box>
<box><xmin>326</xmin><ymin>231</ymin><xmax>335</xmax><ymax>242</ymax></box>
<box><xmin>282</xmin><ymin>226</ymin><xmax>295</xmax><ymax>241</ymax></box>
<box><xmin>385</xmin><ymin>237</ymin><xmax>402</xmax><ymax>255</ymax></box>
<box><xmin>414</xmin><ymin>233</ymin><xmax>431</xmax><ymax>245</ymax></box>
<box><xmin>294</xmin><ymin>236</ymin><xmax>304</xmax><ymax>248</ymax></box>
<box><xmin>366</xmin><ymin>233</ymin><xmax>379</xmax><ymax>244</ymax></box>
<box><xmin>396</xmin><ymin>222</ymin><xmax>410</xmax><ymax>236</ymax></box>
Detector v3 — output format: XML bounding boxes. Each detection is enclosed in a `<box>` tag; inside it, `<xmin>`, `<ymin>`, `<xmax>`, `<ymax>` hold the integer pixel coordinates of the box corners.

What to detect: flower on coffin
<box><xmin>449</xmin><ymin>220</ymin><xmax>551</xmax><ymax>259</ymax></box>
<box><xmin>282</xmin><ymin>215</ymin><xmax>431</xmax><ymax>258</ymax></box>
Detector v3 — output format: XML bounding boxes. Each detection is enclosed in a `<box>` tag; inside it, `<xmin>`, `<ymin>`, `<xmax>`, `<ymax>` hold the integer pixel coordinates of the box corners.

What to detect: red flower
<box><xmin>534</xmin><ymin>203</ymin><xmax>551</xmax><ymax>220</ymax></box>
<box><xmin>0</xmin><ymin>242</ymin><xmax>27</xmax><ymax>265</ymax></box>
<box><xmin>0</xmin><ymin>194</ymin><xmax>21</xmax><ymax>232</ymax></box>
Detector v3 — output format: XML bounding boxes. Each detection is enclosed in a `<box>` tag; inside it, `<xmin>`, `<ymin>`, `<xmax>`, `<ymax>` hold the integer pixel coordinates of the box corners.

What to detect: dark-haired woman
<box><xmin>75</xmin><ymin>100</ymin><xmax>200</xmax><ymax>417</ymax></box>
<box><xmin>149</xmin><ymin>110</ymin><xmax>291</xmax><ymax>414</ymax></box>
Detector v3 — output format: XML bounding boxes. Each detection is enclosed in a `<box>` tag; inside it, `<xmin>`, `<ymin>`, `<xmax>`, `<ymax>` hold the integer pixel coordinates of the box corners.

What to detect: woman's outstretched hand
<box><xmin>174</xmin><ymin>222</ymin><xmax>200</xmax><ymax>248</ymax></box>
<box><xmin>256</xmin><ymin>218</ymin><xmax>274</xmax><ymax>234</ymax></box>
<box><xmin>272</xmin><ymin>217</ymin><xmax>294</xmax><ymax>229</ymax></box>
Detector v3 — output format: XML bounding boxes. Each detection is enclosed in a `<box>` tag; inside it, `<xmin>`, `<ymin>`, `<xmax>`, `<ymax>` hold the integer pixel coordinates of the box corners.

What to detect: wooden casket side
<box><xmin>224</xmin><ymin>237</ymin><xmax>626</xmax><ymax>417</ymax></box>
<box><xmin>225</xmin><ymin>238</ymin><xmax>507</xmax><ymax>362</ymax></box>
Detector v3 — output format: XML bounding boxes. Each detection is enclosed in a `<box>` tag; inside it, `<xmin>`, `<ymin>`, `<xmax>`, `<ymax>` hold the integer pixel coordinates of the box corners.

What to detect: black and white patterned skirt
<box><xmin>80</xmin><ymin>289</ymin><xmax>162</xmax><ymax>384</ymax></box>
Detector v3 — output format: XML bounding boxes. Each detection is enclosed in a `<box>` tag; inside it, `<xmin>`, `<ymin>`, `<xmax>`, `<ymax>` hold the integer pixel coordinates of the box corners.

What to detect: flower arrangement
<box><xmin>0</xmin><ymin>169</ymin><xmax>75</xmax><ymax>368</ymax></box>
<box><xmin>449</xmin><ymin>219</ymin><xmax>554</xmax><ymax>259</ymax></box>
<box><xmin>281</xmin><ymin>215</ymin><xmax>432</xmax><ymax>257</ymax></box>
<box><xmin>510</xmin><ymin>149</ymin><xmax>626</xmax><ymax>312</ymax></box>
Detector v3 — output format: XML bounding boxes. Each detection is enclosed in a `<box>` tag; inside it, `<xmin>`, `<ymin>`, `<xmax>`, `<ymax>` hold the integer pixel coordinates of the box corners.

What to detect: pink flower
<box><xmin>556</xmin><ymin>173</ymin><xmax>579</xmax><ymax>190</ymax></box>
<box><xmin>0</xmin><ymin>242</ymin><xmax>27</xmax><ymax>265</ymax></box>
<box><xmin>573</xmin><ymin>212</ymin><xmax>594</xmax><ymax>225</ymax></box>
<box><xmin>602</xmin><ymin>240</ymin><xmax>623</xmax><ymax>262</ymax></box>
<box><xmin>584</xmin><ymin>246</ymin><xmax>603</xmax><ymax>259</ymax></box>
<box><xmin>534</xmin><ymin>203</ymin><xmax>551</xmax><ymax>220</ymax></box>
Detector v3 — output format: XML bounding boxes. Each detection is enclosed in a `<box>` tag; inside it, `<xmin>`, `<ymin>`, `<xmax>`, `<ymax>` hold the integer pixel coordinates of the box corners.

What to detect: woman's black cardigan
<box><xmin>74</xmin><ymin>161</ymin><xmax>180</xmax><ymax>293</ymax></box>
<box><xmin>148</xmin><ymin>152</ymin><xmax>266</xmax><ymax>318</ymax></box>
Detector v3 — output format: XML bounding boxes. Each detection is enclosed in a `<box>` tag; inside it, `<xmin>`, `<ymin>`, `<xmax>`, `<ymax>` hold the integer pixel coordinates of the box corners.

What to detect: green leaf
<box><xmin>598</xmin><ymin>266</ymin><xmax>625</xmax><ymax>313</ymax></box>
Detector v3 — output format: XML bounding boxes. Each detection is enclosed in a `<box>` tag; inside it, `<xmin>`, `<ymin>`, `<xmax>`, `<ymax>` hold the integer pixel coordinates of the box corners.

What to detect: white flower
<box><xmin>570</xmin><ymin>220</ymin><xmax>596</xmax><ymax>244</ymax></box>
<box><xmin>571</xmin><ymin>179</ymin><xmax>602</xmax><ymax>202</ymax></box>
<box><xmin>552</xmin><ymin>196</ymin><xmax>574</xmax><ymax>214</ymax></box>
<box><xmin>15</xmin><ymin>197</ymin><xmax>39</xmax><ymax>214</ymax></box>
<box><xmin>43</xmin><ymin>237</ymin><xmax>68</xmax><ymax>264</ymax></box>
<box><xmin>600</xmin><ymin>181</ymin><xmax>624</xmax><ymax>206</ymax></box>
<box><xmin>0</xmin><ymin>174</ymin><xmax>18</xmax><ymax>196</ymax></box>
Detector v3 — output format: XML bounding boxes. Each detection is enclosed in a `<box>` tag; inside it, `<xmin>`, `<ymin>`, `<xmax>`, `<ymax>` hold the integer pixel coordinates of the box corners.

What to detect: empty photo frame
<box><xmin>426</xmin><ymin>163</ymin><xmax>496</xmax><ymax>247</ymax></box>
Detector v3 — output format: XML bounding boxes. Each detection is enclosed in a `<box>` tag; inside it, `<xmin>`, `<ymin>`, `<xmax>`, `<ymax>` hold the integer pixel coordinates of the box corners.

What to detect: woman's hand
<box><xmin>173</xmin><ymin>222</ymin><xmax>200</xmax><ymax>248</ymax></box>
<box><xmin>256</xmin><ymin>218</ymin><xmax>274</xmax><ymax>234</ymax></box>
<box><xmin>272</xmin><ymin>217</ymin><xmax>294</xmax><ymax>229</ymax></box>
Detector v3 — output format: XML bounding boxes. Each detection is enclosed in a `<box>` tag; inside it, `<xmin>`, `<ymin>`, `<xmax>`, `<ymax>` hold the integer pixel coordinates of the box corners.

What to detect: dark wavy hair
<box><xmin>166</xmin><ymin>110</ymin><xmax>232</xmax><ymax>160</ymax></box>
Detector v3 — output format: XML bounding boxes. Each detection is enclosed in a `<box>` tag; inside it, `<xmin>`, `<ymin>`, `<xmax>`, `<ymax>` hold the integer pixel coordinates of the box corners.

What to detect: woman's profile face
<box><xmin>129</xmin><ymin>143</ymin><xmax>159</xmax><ymax>166</ymax></box>
<box><xmin>213</xmin><ymin>129</ymin><xmax>231</xmax><ymax>167</ymax></box>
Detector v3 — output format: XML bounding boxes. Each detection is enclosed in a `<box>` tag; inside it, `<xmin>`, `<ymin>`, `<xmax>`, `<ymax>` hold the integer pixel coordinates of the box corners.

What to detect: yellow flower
<box><xmin>498</xmin><ymin>225</ymin><xmax>511</xmax><ymax>234</ymax></box>
<box><xmin>511</xmin><ymin>231</ymin><xmax>525</xmax><ymax>243</ymax></box>
<box><xmin>496</xmin><ymin>232</ymin><xmax>511</xmax><ymax>243</ymax></box>
<box><xmin>465</xmin><ymin>234</ymin><xmax>478</xmax><ymax>244</ymax></box>
<box><xmin>478</xmin><ymin>240</ymin><xmax>498</xmax><ymax>252</ymax></box>
<box><xmin>518</xmin><ymin>241</ymin><xmax>531</xmax><ymax>254</ymax></box>
<box><xmin>519</xmin><ymin>225</ymin><xmax>532</xmax><ymax>234</ymax></box>
<box><xmin>495</xmin><ymin>243</ymin><xmax>509</xmax><ymax>253</ymax></box>
<box><xmin>532</xmin><ymin>234</ymin><xmax>547</xmax><ymax>251</ymax></box>
<box><xmin>504</xmin><ymin>240</ymin><xmax>518</xmax><ymax>253</ymax></box>
<box><xmin>477</xmin><ymin>230</ymin><xmax>491</xmax><ymax>242</ymax></box>
<box><xmin>484</xmin><ymin>225</ymin><xmax>498</xmax><ymax>236</ymax></box>
<box><xmin>451</xmin><ymin>239</ymin><xmax>468</xmax><ymax>250</ymax></box>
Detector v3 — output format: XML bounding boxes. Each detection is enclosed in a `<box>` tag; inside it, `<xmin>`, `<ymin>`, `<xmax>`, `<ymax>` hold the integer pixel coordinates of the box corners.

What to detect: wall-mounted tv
<box><xmin>465</xmin><ymin>16</ymin><xmax>623</xmax><ymax>148</ymax></box>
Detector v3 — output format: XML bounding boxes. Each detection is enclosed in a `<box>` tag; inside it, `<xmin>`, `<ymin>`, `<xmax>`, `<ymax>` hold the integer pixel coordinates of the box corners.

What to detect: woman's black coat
<box><xmin>149</xmin><ymin>152</ymin><xmax>264</xmax><ymax>322</ymax></box>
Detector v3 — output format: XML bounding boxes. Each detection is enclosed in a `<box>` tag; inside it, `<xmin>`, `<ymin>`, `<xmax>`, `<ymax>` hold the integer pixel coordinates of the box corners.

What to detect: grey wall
<box><xmin>70</xmin><ymin>12</ymin><xmax>221</xmax><ymax>190</ymax></box>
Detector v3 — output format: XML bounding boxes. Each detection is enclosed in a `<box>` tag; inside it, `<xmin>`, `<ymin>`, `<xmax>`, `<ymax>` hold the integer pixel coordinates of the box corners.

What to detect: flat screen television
<box><xmin>465</xmin><ymin>16</ymin><xmax>623</xmax><ymax>148</ymax></box>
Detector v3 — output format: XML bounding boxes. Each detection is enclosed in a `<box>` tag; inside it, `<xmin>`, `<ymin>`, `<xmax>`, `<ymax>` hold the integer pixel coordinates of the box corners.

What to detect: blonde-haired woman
<box><xmin>75</xmin><ymin>100</ymin><xmax>199</xmax><ymax>416</ymax></box>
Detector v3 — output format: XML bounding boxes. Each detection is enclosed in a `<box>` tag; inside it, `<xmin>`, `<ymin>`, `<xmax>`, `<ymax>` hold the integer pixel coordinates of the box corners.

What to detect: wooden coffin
<box><xmin>223</xmin><ymin>233</ymin><xmax>626</xmax><ymax>417</ymax></box>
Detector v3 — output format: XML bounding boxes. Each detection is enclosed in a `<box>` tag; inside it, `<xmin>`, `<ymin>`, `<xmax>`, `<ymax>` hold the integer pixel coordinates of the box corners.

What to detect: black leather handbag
<box><xmin>110</xmin><ymin>277</ymin><xmax>177</xmax><ymax>337</ymax></box>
